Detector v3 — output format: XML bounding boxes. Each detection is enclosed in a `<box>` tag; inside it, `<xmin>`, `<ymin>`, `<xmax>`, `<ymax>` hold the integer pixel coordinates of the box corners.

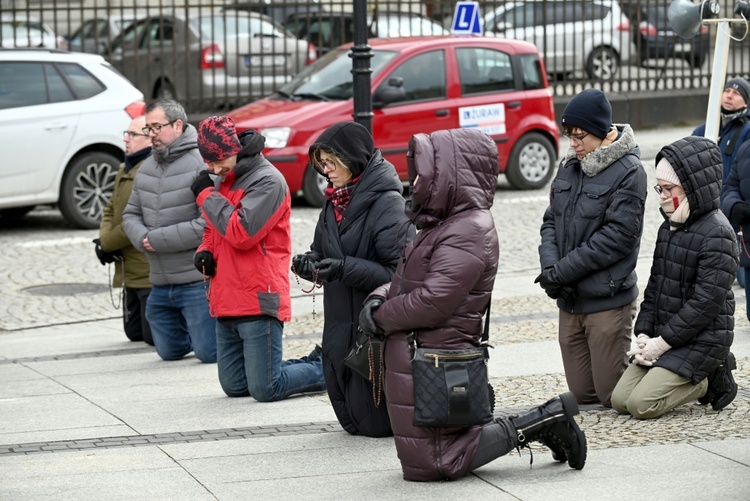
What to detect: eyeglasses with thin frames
<box><xmin>562</xmin><ymin>131</ymin><xmax>590</xmax><ymax>144</ymax></box>
<box><xmin>142</xmin><ymin>120</ymin><xmax>177</xmax><ymax>135</ymax></box>
<box><xmin>123</xmin><ymin>130</ymin><xmax>150</xmax><ymax>139</ymax></box>
<box><xmin>653</xmin><ymin>184</ymin><xmax>677</xmax><ymax>196</ymax></box>
<box><xmin>318</xmin><ymin>158</ymin><xmax>338</xmax><ymax>172</ymax></box>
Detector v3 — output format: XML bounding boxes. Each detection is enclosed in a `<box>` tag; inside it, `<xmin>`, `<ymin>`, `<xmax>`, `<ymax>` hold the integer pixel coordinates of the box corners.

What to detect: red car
<box><xmin>229</xmin><ymin>36</ymin><xmax>559</xmax><ymax>206</ymax></box>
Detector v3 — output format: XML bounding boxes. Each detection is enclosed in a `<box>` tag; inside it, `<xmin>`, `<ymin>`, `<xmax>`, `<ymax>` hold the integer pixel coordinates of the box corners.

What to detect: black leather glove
<box><xmin>194</xmin><ymin>250</ymin><xmax>216</xmax><ymax>277</ymax></box>
<box><xmin>292</xmin><ymin>253</ymin><xmax>318</xmax><ymax>281</ymax></box>
<box><xmin>359</xmin><ymin>297</ymin><xmax>385</xmax><ymax>339</ymax></box>
<box><xmin>92</xmin><ymin>238</ymin><xmax>122</xmax><ymax>265</ymax></box>
<box><xmin>534</xmin><ymin>267</ymin><xmax>564</xmax><ymax>299</ymax></box>
<box><xmin>730</xmin><ymin>203</ymin><xmax>750</xmax><ymax>225</ymax></box>
<box><xmin>191</xmin><ymin>170</ymin><xmax>214</xmax><ymax>198</ymax></box>
<box><xmin>558</xmin><ymin>285</ymin><xmax>576</xmax><ymax>301</ymax></box>
<box><xmin>316</xmin><ymin>258</ymin><xmax>345</xmax><ymax>283</ymax></box>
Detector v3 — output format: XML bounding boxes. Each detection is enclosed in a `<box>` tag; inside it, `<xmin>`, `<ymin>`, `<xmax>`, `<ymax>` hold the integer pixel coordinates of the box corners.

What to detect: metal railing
<box><xmin>2</xmin><ymin>0</ymin><xmax>749</xmax><ymax>112</ymax></box>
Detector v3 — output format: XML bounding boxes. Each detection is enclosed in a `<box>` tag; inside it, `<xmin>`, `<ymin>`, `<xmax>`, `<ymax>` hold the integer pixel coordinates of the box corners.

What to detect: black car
<box><xmin>624</xmin><ymin>1</ymin><xmax>710</xmax><ymax>68</ymax></box>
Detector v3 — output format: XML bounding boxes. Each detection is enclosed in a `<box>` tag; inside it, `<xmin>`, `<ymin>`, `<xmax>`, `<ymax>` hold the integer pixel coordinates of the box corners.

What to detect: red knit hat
<box><xmin>198</xmin><ymin>116</ymin><xmax>242</xmax><ymax>162</ymax></box>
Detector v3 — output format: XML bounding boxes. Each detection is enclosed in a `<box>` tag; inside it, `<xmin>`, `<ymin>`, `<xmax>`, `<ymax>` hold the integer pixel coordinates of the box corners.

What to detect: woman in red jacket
<box><xmin>359</xmin><ymin>128</ymin><xmax>587</xmax><ymax>481</ymax></box>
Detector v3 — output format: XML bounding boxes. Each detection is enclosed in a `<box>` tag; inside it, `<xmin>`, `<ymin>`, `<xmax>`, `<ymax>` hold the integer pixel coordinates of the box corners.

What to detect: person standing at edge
<box><xmin>358</xmin><ymin>128</ymin><xmax>587</xmax><ymax>481</ymax></box>
<box><xmin>123</xmin><ymin>99</ymin><xmax>217</xmax><ymax>363</ymax></box>
<box><xmin>193</xmin><ymin>116</ymin><xmax>326</xmax><ymax>401</ymax></box>
<box><xmin>612</xmin><ymin>136</ymin><xmax>738</xmax><ymax>418</ymax></box>
<box><xmin>95</xmin><ymin>115</ymin><xmax>153</xmax><ymax>345</ymax></box>
<box><xmin>292</xmin><ymin>121</ymin><xmax>414</xmax><ymax>436</ymax></box>
<box><xmin>537</xmin><ymin>88</ymin><xmax>648</xmax><ymax>408</ymax></box>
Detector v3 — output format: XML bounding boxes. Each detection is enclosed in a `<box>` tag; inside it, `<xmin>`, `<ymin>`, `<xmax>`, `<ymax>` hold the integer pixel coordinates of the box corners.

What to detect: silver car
<box><xmin>66</xmin><ymin>14</ymin><xmax>140</xmax><ymax>55</ymax></box>
<box><xmin>109</xmin><ymin>10</ymin><xmax>315</xmax><ymax>108</ymax></box>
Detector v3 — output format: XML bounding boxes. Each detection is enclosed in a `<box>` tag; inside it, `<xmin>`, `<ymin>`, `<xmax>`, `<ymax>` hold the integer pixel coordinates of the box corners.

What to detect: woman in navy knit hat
<box><xmin>536</xmin><ymin>89</ymin><xmax>648</xmax><ymax>408</ymax></box>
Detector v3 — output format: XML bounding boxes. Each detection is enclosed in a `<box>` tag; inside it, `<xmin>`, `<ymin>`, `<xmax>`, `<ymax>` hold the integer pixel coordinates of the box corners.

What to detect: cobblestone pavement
<box><xmin>2</xmin><ymin>179</ymin><xmax>749</xmax><ymax>459</ymax></box>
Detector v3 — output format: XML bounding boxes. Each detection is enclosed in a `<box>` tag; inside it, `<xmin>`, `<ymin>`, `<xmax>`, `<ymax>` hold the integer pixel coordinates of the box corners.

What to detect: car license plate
<box><xmin>244</xmin><ymin>55</ymin><xmax>287</xmax><ymax>67</ymax></box>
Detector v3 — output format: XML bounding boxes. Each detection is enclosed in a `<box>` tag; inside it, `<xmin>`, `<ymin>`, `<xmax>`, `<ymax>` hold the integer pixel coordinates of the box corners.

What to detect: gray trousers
<box><xmin>558</xmin><ymin>301</ymin><xmax>637</xmax><ymax>407</ymax></box>
<box><xmin>611</xmin><ymin>364</ymin><xmax>708</xmax><ymax>419</ymax></box>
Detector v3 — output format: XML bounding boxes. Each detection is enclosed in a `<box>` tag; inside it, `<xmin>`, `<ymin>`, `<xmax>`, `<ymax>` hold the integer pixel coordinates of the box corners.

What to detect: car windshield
<box><xmin>278</xmin><ymin>48</ymin><xmax>397</xmax><ymax>100</ymax></box>
<box><xmin>189</xmin><ymin>15</ymin><xmax>287</xmax><ymax>39</ymax></box>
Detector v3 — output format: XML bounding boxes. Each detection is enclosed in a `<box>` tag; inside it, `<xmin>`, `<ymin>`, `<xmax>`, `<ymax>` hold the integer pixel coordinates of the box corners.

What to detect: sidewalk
<box><xmin>2</xmin><ymin>124</ymin><xmax>748</xmax><ymax>500</ymax></box>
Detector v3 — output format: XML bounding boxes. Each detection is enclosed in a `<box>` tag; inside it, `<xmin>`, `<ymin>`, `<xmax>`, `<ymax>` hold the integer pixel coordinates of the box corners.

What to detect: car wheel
<box><xmin>505</xmin><ymin>132</ymin><xmax>557</xmax><ymax>190</ymax></box>
<box><xmin>155</xmin><ymin>79</ymin><xmax>176</xmax><ymax>100</ymax></box>
<box><xmin>302</xmin><ymin>164</ymin><xmax>327</xmax><ymax>207</ymax></box>
<box><xmin>586</xmin><ymin>47</ymin><xmax>619</xmax><ymax>81</ymax></box>
<box><xmin>687</xmin><ymin>52</ymin><xmax>706</xmax><ymax>68</ymax></box>
<box><xmin>0</xmin><ymin>206</ymin><xmax>35</xmax><ymax>220</ymax></box>
<box><xmin>59</xmin><ymin>152</ymin><xmax>119</xmax><ymax>229</ymax></box>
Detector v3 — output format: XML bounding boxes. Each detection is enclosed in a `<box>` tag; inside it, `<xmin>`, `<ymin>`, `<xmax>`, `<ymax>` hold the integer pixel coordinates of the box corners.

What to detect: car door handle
<box><xmin>44</xmin><ymin>122</ymin><xmax>69</xmax><ymax>130</ymax></box>
<box><xmin>507</xmin><ymin>101</ymin><xmax>521</xmax><ymax>109</ymax></box>
<box><xmin>435</xmin><ymin>109</ymin><xmax>450</xmax><ymax>116</ymax></box>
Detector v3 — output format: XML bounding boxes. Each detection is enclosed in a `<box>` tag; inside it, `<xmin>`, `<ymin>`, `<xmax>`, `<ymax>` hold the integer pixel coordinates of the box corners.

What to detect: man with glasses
<box><xmin>94</xmin><ymin>115</ymin><xmax>153</xmax><ymax>345</ymax></box>
<box><xmin>537</xmin><ymin>88</ymin><xmax>647</xmax><ymax>408</ymax></box>
<box><xmin>123</xmin><ymin>99</ymin><xmax>217</xmax><ymax>363</ymax></box>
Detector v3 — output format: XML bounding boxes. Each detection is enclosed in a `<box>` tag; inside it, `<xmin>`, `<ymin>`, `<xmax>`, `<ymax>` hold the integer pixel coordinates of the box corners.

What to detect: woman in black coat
<box><xmin>612</xmin><ymin>136</ymin><xmax>739</xmax><ymax>419</ymax></box>
<box><xmin>292</xmin><ymin>122</ymin><xmax>413</xmax><ymax>437</ymax></box>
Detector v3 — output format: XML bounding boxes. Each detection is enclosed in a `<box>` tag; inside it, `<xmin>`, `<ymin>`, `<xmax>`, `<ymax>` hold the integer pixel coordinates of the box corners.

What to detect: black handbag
<box><xmin>411</xmin><ymin>303</ymin><xmax>493</xmax><ymax>428</ymax></box>
<box><xmin>343</xmin><ymin>329</ymin><xmax>384</xmax><ymax>406</ymax></box>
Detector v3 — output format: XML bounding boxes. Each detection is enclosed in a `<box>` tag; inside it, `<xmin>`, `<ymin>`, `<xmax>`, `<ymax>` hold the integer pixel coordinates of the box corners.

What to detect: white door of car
<box><xmin>0</xmin><ymin>61</ymin><xmax>80</xmax><ymax>204</ymax></box>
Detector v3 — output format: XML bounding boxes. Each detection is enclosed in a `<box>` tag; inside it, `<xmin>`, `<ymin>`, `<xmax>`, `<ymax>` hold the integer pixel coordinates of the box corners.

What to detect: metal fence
<box><xmin>2</xmin><ymin>0</ymin><xmax>749</xmax><ymax>113</ymax></box>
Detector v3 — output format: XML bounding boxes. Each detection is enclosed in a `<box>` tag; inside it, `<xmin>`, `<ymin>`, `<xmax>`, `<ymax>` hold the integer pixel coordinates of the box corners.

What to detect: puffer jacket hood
<box><xmin>153</xmin><ymin>124</ymin><xmax>199</xmax><ymax>165</ymax></box>
<box><xmin>309</xmin><ymin>121</ymin><xmax>374</xmax><ymax>177</ymax></box>
<box><xmin>656</xmin><ymin>136</ymin><xmax>722</xmax><ymax>220</ymax></box>
<box><xmin>237</xmin><ymin>129</ymin><xmax>266</xmax><ymax>160</ymax></box>
<box><xmin>405</xmin><ymin>128</ymin><xmax>498</xmax><ymax>229</ymax></box>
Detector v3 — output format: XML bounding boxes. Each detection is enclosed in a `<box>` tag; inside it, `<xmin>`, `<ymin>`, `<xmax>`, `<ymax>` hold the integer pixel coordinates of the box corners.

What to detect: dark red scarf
<box><xmin>324</xmin><ymin>176</ymin><xmax>361</xmax><ymax>224</ymax></box>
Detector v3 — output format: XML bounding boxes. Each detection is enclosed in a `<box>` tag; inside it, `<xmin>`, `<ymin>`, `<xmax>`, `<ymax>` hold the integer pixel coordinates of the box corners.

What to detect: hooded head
<box><xmin>308</xmin><ymin>122</ymin><xmax>375</xmax><ymax>178</ymax></box>
<box><xmin>561</xmin><ymin>88</ymin><xmax>613</xmax><ymax>140</ymax></box>
<box><xmin>197</xmin><ymin>116</ymin><xmax>242</xmax><ymax>163</ymax></box>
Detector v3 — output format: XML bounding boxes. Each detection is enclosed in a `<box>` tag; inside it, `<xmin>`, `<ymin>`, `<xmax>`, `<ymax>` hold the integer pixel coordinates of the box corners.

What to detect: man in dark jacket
<box><xmin>360</xmin><ymin>128</ymin><xmax>586</xmax><ymax>481</ymax></box>
<box><xmin>538</xmin><ymin>89</ymin><xmax>648</xmax><ymax>408</ymax></box>
<box><xmin>193</xmin><ymin>116</ymin><xmax>326</xmax><ymax>401</ymax></box>
<box><xmin>612</xmin><ymin>136</ymin><xmax>739</xmax><ymax>418</ymax></box>
<box><xmin>723</xmin><ymin>140</ymin><xmax>750</xmax><ymax>320</ymax></box>
<box><xmin>95</xmin><ymin>115</ymin><xmax>153</xmax><ymax>345</ymax></box>
<box><xmin>292</xmin><ymin>121</ymin><xmax>413</xmax><ymax>436</ymax></box>
<box><xmin>123</xmin><ymin>99</ymin><xmax>216</xmax><ymax>363</ymax></box>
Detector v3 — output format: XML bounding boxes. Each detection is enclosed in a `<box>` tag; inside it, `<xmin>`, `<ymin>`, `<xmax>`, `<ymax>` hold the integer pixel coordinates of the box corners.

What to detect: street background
<box><xmin>1</xmin><ymin>124</ymin><xmax>748</xmax><ymax>499</ymax></box>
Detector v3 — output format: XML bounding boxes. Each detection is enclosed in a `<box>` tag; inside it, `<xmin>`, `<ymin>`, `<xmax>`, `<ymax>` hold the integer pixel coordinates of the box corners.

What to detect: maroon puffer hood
<box><xmin>406</xmin><ymin>128</ymin><xmax>499</xmax><ymax>228</ymax></box>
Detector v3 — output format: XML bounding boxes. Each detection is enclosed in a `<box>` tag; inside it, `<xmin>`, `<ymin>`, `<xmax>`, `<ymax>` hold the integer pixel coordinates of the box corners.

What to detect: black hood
<box><xmin>308</xmin><ymin>122</ymin><xmax>374</xmax><ymax>177</ymax></box>
<box><xmin>237</xmin><ymin>129</ymin><xmax>266</xmax><ymax>160</ymax></box>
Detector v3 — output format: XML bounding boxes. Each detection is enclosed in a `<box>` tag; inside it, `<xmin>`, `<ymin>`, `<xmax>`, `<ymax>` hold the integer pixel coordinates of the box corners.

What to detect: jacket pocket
<box><xmin>578</xmin><ymin>183</ymin><xmax>611</xmax><ymax>220</ymax></box>
<box><xmin>550</xmin><ymin>179</ymin><xmax>572</xmax><ymax>216</ymax></box>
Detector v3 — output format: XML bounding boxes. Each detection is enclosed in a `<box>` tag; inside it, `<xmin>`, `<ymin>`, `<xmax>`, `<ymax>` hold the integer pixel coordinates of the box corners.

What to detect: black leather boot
<box><xmin>699</xmin><ymin>352</ymin><xmax>738</xmax><ymax>411</ymax></box>
<box><xmin>509</xmin><ymin>392</ymin><xmax>587</xmax><ymax>470</ymax></box>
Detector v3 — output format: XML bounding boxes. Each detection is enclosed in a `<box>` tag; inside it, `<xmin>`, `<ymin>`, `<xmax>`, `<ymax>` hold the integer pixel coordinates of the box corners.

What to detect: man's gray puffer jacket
<box><xmin>123</xmin><ymin>124</ymin><xmax>206</xmax><ymax>286</ymax></box>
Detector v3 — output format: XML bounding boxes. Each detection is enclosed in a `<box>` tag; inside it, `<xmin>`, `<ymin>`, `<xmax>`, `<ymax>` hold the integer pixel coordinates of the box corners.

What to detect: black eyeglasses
<box><xmin>653</xmin><ymin>184</ymin><xmax>677</xmax><ymax>196</ymax></box>
<box><xmin>562</xmin><ymin>131</ymin><xmax>590</xmax><ymax>144</ymax></box>
<box><xmin>317</xmin><ymin>158</ymin><xmax>338</xmax><ymax>172</ymax></box>
<box><xmin>123</xmin><ymin>130</ymin><xmax>150</xmax><ymax>139</ymax></box>
<box><xmin>142</xmin><ymin>120</ymin><xmax>177</xmax><ymax>135</ymax></box>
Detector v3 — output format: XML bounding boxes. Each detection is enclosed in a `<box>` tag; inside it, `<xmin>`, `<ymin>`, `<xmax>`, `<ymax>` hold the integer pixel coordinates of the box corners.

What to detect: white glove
<box><xmin>628</xmin><ymin>336</ymin><xmax>671</xmax><ymax>363</ymax></box>
<box><xmin>635</xmin><ymin>333</ymin><xmax>650</xmax><ymax>348</ymax></box>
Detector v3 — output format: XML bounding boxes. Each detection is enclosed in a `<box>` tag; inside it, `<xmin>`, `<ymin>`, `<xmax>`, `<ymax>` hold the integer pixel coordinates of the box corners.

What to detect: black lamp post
<box><xmin>351</xmin><ymin>0</ymin><xmax>373</xmax><ymax>133</ymax></box>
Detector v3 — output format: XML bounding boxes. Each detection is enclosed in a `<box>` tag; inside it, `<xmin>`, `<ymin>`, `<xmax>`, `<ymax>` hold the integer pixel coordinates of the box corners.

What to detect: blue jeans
<box><xmin>145</xmin><ymin>282</ymin><xmax>217</xmax><ymax>363</ymax></box>
<box><xmin>216</xmin><ymin>316</ymin><xmax>326</xmax><ymax>401</ymax></box>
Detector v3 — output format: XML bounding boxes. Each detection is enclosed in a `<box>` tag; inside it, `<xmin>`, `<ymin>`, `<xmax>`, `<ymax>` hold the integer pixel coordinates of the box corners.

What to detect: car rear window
<box><xmin>190</xmin><ymin>15</ymin><xmax>287</xmax><ymax>40</ymax></box>
<box><xmin>58</xmin><ymin>63</ymin><xmax>106</xmax><ymax>99</ymax></box>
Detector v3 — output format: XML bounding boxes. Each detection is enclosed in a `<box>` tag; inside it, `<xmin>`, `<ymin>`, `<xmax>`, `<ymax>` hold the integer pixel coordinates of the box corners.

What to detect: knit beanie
<box><xmin>655</xmin><ymin>157</ymin><xmax>681</xmax><ymax>186</ymax></box>
<box><xmin>725</xmin><ymin>77</ymin><xmax>750</xmax><ymax>106</ymax></box>
<box><xmin>309</xmin><ymin>122</ymin><xmax>374</xmax><ymax>177</ymax></box>
<box><xmin>198</xmin><ymin>116</ymin><xmax>242</xmax><ymax>163</ymax></box>
<box><xmin>561</xmin><ymin>88</ymin><xmax>613</xmax><ymax>139</ymax></box>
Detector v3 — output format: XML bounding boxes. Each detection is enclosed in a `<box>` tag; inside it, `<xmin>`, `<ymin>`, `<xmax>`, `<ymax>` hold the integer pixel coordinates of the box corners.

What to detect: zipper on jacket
<box><xmin>423</xmin><ymin>351</ymin><xmax>484</xmax><ymax>367</ymax></box>
<box><xmin>606</xmin><ymin>270</ymin><xmax>615</xmax><ymax>297</ymax></box>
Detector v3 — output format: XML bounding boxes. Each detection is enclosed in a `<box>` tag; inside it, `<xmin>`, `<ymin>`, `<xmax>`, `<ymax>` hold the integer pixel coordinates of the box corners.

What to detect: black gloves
<box><xmin>92</xmin><ymin>238</ymin><xmax>122</xmax><ymax>266</ymax></box>
<box><xmin>191</xmin><ymin>170</ymin><xmax>214</xmax><ymax>198</ymax></box>
<box><xmin>535</xmin><ymin>267</ymin><xmax>566</xmax><ymax>300</ymax></box>
<box><xmin>194</xmin><ymin>250</ymin><xmax>216</xmax><ymax>277</ymax></box>
<box><xmin>316</xmin><ymin>258</ymin><xmax>345</xmax><ymax>282</ymax></box>
<box><xmin>359</xmin><ymin>297</ymin><xmax>385</xmax><ymax>339</ymax></box>
<box><xmin>292</xmin><ymin>253</ymin><xmax>318</xmax><ymax>281</ymax></box>
<box><xmin>730</xmin><ymin>203</ymin><xmax>750</xmax><ymax>225</ymax></box>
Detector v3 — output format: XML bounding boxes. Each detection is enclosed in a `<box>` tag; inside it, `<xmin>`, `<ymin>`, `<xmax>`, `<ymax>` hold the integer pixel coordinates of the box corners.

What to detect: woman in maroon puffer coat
<box><xmin>359</xmin><ymin>128</ymin><xmax>587</xmax><ymax>481</ymax></box>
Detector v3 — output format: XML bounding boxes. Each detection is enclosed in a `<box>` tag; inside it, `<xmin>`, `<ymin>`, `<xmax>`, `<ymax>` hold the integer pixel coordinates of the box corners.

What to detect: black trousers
<box><xmin>124</xmin><ymin>287</ymin><xmax>153</xmax><ymax>345</ymax></box>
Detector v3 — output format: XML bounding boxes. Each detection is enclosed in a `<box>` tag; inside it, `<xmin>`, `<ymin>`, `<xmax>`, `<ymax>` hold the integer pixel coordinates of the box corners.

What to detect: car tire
<box><xmin>586</xmin><ymin>46</ymin><xmax>619</xmax><ymax>81</ymax></box>
<box><xmin>302</xmin><ymin>164</ymin><xmax>327</xmax><ymax>208</ymax></box>
<box><xmin>687</xmin><ymin>52</ymin><xmax>706</xmax><ymax>69</ymax></box>
<box><xmin>59</xmin><ymin>152</ymin><xmax>119</xmax><ymax>229</ymax></box>
<box><xmin>504</xmin><ymin>132</ymin><xmax>557</xmax><ymax>190</ymax></box>
<box><xmin>155</xmin><ymin>79</ymin><xmax>176</xmax><ymax>100</ymax></box>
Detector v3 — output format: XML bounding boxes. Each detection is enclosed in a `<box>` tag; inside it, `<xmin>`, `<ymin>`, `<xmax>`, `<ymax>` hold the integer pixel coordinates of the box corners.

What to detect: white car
<box><xmin>0</xmin><ymin>49</ymin><xmax>145</xmax><ymax>228</ymax></box>
<box><xmin>1</xmin><ymin>15</ymin><xmax>65</xmax><ymax>49</ymax></box>
<box><xmin>483</xmin><ymin>0</ymin><xmax>635</xmax><ymax>81</ymax></box>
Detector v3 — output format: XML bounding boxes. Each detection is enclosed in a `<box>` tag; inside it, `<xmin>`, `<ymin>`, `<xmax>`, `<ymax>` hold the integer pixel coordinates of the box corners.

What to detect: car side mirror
<box><xmin>373</xmin><ymin>77</ymin><xmax>406</xmax><ymax>109</ymax></box>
